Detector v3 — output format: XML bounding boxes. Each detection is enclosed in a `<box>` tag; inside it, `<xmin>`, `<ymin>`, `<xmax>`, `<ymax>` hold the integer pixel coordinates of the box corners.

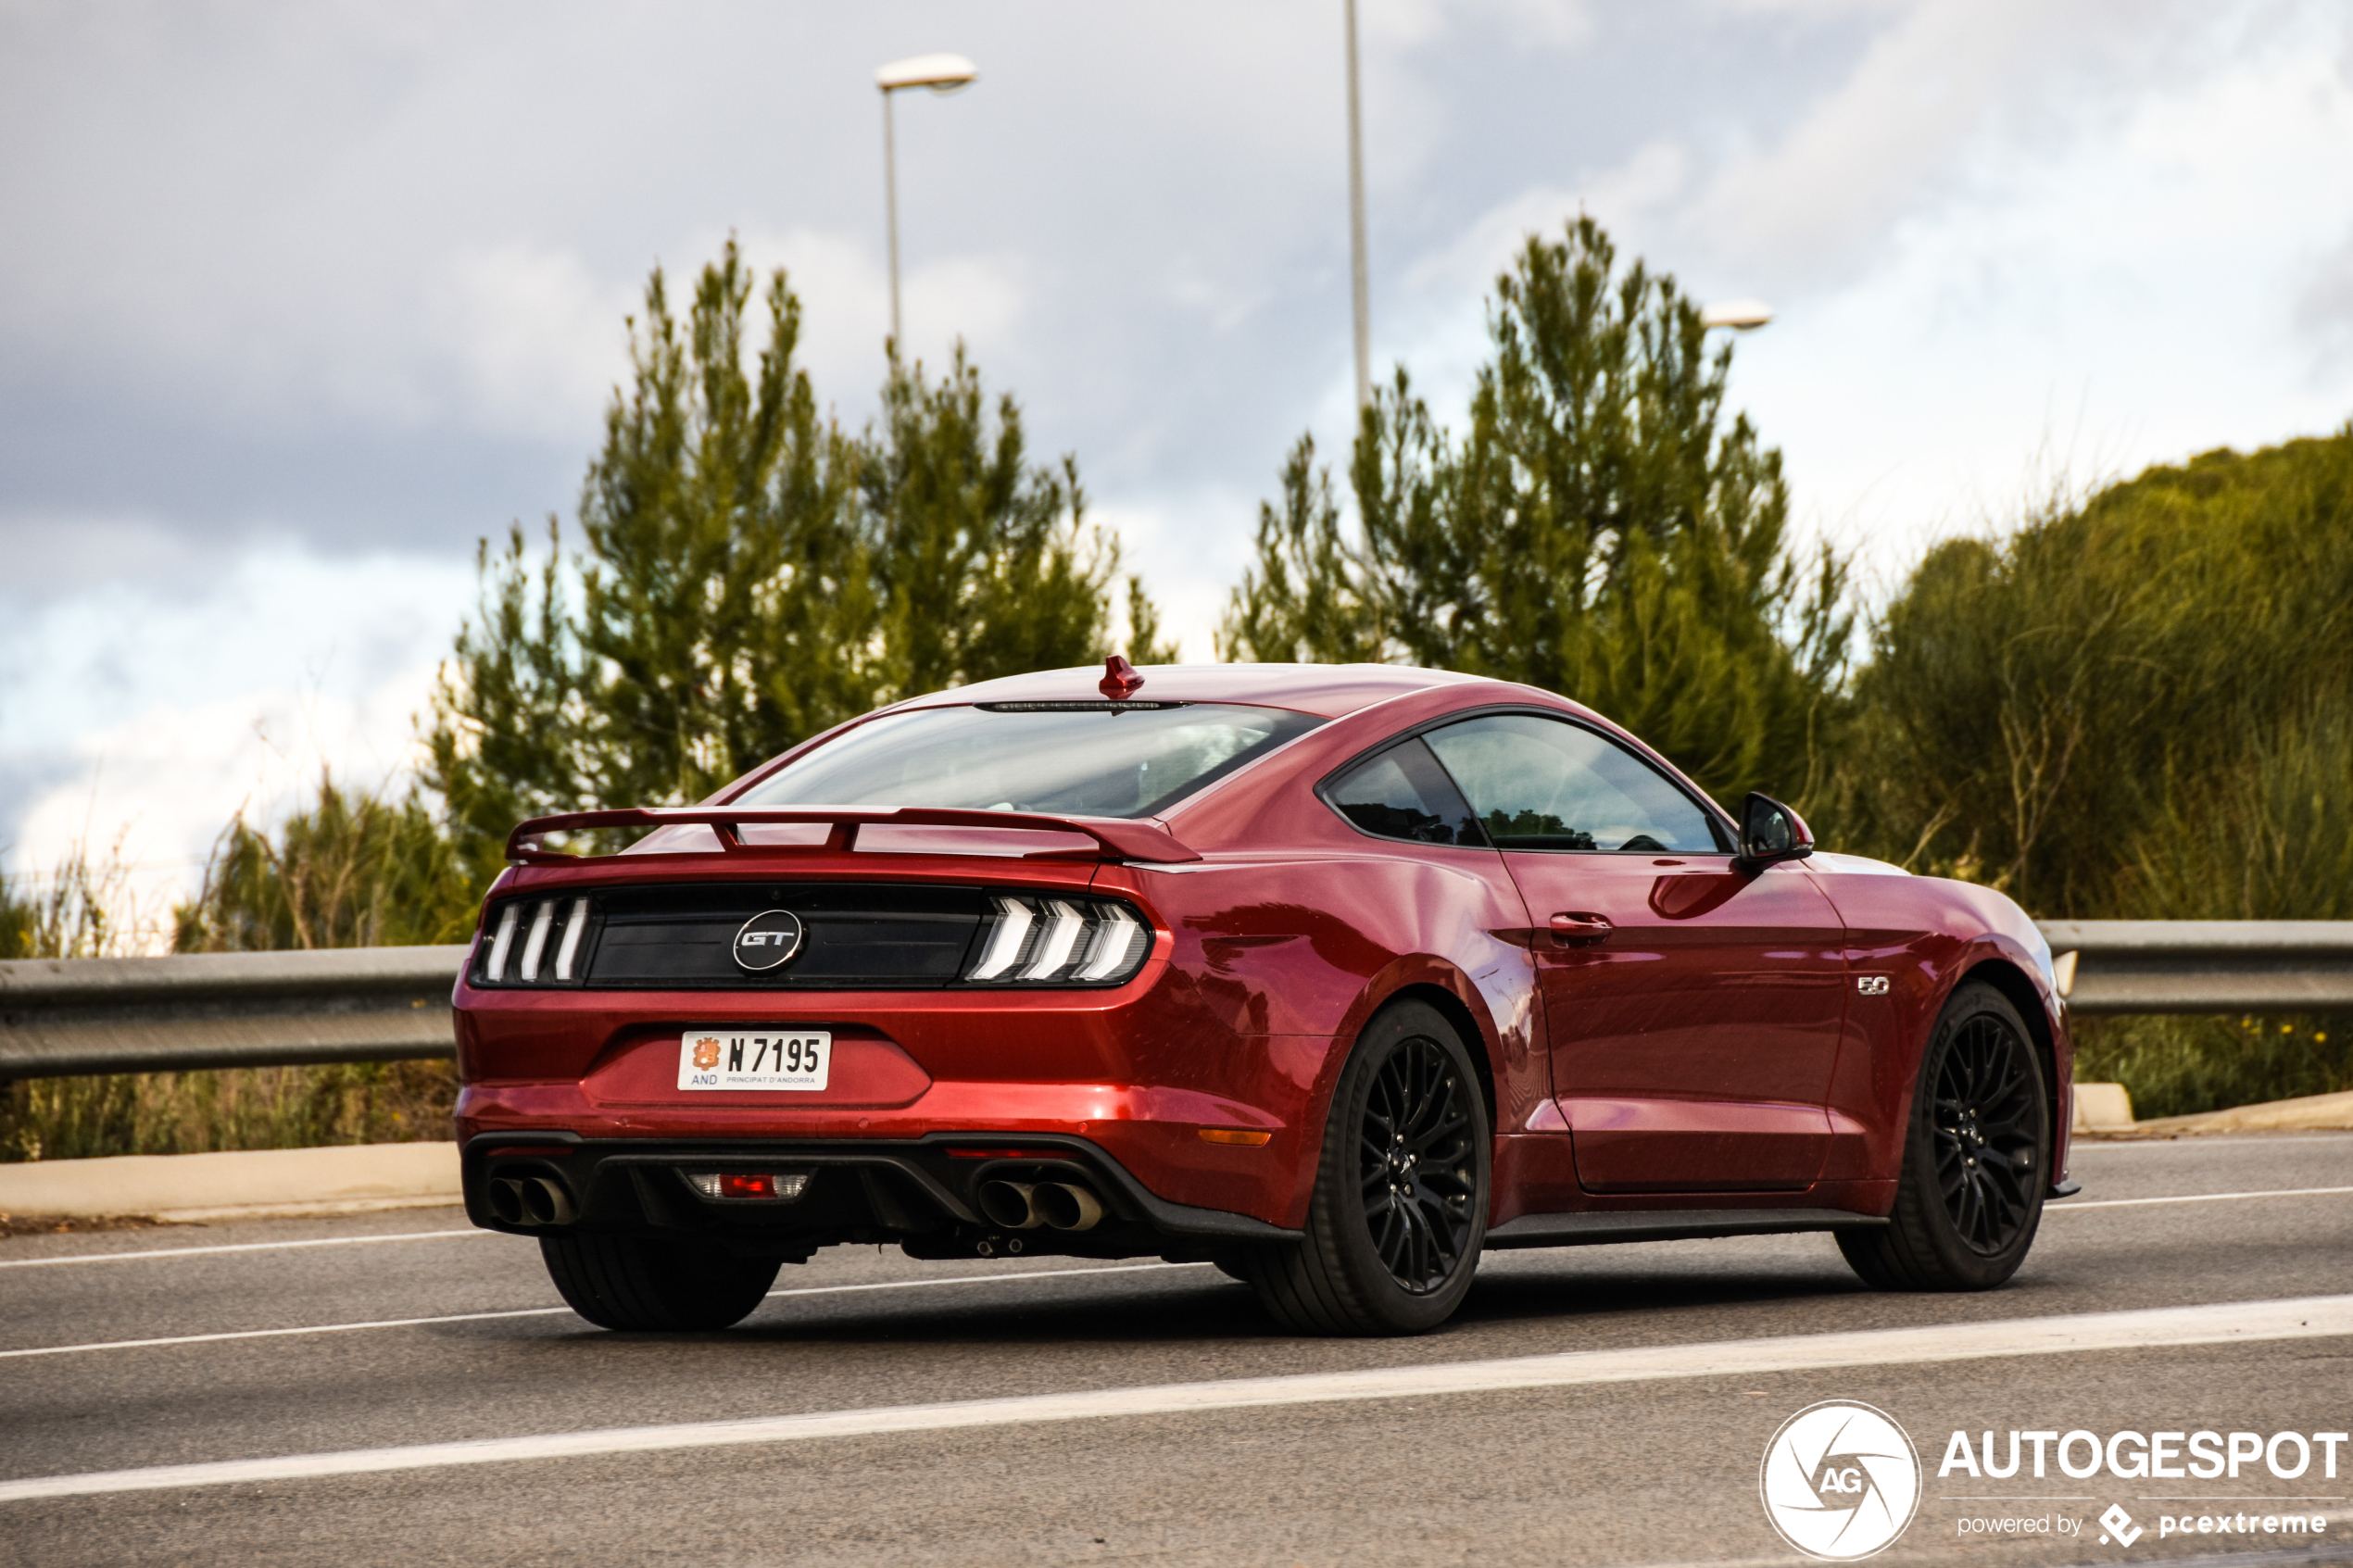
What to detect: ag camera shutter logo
<box><xmin>1760</xmin><ymin>1400</ymin><xmax>1923</xmax><ymax>1560</ymax></box>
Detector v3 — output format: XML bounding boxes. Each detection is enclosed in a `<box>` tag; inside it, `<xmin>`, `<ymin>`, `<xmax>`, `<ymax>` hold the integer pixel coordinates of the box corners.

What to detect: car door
<box><xmin>1421</xmin><ymin>712</ymin><xmax>1848</xmax><ymax>1193</ymax></box>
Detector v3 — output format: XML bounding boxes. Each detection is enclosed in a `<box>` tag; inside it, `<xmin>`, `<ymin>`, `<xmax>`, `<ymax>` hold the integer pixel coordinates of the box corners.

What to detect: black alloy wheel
<box><xmin>1932</xmin><ymin>1009</ymin><xmax>2043</xmax><ymax>1255</ymax></box>
<box><xmin>1233</xmin><ymin>999</ymin><xmax>1491</xmax><ymax>1335</ymax></box>
<box><xmin>1359</xmin><ymin>1036</ymin><xmax>1480</xmax><ymax>1292</ymax></box>
<box><xmin>1839</xmin><ymin>981</ymin><xmax>2050</xmax><ymax>1292</ymax></box>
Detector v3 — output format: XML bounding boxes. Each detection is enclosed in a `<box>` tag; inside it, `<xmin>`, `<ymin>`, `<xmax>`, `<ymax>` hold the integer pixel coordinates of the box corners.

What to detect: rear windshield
<box><xmin>734</xmin><ymin>703</ymin><xmax>1326</xmax><ymax>820</ymax></box>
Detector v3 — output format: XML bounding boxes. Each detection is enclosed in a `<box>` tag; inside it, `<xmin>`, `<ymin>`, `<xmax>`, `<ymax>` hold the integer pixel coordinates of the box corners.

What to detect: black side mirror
<box><xmin>1732</xmin><ymin>791</ymin><xmax>1814</xmax><ymax>874</ymax></box>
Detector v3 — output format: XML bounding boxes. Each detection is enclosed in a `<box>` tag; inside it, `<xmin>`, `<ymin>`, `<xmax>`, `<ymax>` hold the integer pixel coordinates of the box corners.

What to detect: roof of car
<box><xmin>906</xmin><ymin>662</ymin><xmax>1489</xmax><ymax>720</ymax></box>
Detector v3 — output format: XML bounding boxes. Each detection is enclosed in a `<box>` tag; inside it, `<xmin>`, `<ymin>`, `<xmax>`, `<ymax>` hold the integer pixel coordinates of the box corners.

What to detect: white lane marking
<box><xmin>4</xmin><ymin>1293</ymin><xmax>2347</xmax><ymax>1504</ymax></box>
<box><xmin>0</xmin><ymin>1230</ymin><xmax>492</xmax><ymax>1270</ymax></box>
<box><xmin>2049</xmin><ymin>1185</ymin><xmax>2353</xmax><ymax>1210</ymax></box>
<box><xmin>0</xmin><ymin>1307</ymin><xmax>573</xmax><ymax>1360</ymax></box>
<box><xmin>0</xmin><ymin>1262</ymin><xmax>1198</xmax><ymax>1360</ymax></box>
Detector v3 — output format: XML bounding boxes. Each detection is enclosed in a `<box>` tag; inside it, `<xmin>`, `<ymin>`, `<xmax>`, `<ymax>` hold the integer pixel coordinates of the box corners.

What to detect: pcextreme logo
<box><xmin>1760</xmin><ymin>1400</ymin><xmax>1924</xmax><ymax>1560</ymax></box>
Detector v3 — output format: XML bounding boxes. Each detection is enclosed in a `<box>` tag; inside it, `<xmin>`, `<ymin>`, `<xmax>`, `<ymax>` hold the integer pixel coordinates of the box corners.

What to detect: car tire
<box><xmin>1235</xmin><ymin>999</ymin><xmax>1491</xmax><ymax>1336</ymax></box>
<box><xmin>1838</xmin><ymin>980</ymin><xmax>2051</xmax><ymax>1292</ymax></box>
<box><xmin>540</xmin><ymin>1232</ymin><xmax>782</xmax><ymax>1331</ymax></box>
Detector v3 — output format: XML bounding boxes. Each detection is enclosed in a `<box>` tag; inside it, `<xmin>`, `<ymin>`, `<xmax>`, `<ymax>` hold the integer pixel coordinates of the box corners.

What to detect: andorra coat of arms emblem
<box><xmin>692</xmin><ymin>1036</ymin><xmax>723</xmax><ymax>1071</ymax></box>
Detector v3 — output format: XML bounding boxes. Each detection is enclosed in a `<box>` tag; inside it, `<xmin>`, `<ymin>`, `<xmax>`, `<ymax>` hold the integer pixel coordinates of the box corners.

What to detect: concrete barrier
<box><xmin>2133</xmin><ymin>1088</ymin><xmax>2353</xmax><ymax>1135</ymax></box>
<box><xmin>0</xmin><ymin>1141</ymin><xmax>460</xmax><ymax>1222</ymax></box>
<box><xmin>2073</xmin><ymin>1082</ymin><xmax>2137</xmax><ymax>1133</ymax></box>
<box><xmin>2070</xmin><ymin>1082</ymin><xmax>2353</xmax><ymax>1135</ymax></box>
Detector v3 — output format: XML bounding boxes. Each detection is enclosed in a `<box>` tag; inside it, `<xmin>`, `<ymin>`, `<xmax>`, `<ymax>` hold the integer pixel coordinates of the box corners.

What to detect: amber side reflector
<box><xmin>1197</xmin><ymin>1128</ymin><xmax>1272</xmax><ymax>1147</ymax></box>
<box><xmin>943</xmin><ymin>1147</ymin><xmax>1074</xmax><ymax>1160</ymax></box>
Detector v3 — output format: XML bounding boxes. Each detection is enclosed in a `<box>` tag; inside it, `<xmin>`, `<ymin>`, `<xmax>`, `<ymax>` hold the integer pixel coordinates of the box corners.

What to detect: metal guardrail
<box><xmin>1</xmin><ymin>922</ymin><xmax>2347</xmax><ymax>1079</ymax></box>
<box><xmin>2040</xmin><ymin>921</ymin><xmax>2353</xmax><ymax>1015</ymax></box>
<box><xmin>0</xmin><ymin>947</ymin><xmax>467</xmax><ymax>1078</ymax></box>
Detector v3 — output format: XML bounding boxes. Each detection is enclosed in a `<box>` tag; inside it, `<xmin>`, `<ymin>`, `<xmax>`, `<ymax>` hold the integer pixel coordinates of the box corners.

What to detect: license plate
<box><xmin>677</xmin><ymin>1029</ymin><xmax>832</xmax><ymax>1091</ymax></box>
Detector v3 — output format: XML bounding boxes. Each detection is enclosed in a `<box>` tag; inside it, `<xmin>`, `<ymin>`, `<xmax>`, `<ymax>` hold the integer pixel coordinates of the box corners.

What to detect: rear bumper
<box><xmin>451</xmin><ymin>960</ymin><xmax>1338</xmax><ymax>1232</ymax></box>
<box><xmin>461</xmin><ymin>1131</ymin><xmax>1302</xmax><ymax>1262</ymax></box>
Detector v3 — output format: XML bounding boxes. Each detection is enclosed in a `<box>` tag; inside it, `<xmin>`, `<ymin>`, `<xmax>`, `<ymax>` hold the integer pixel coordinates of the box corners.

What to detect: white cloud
<box><xmin>1</xmin><ymin>545</ymin><xmax>472</xmax><ymax>939</ymax></box>
<box><xmin>1372</xmin><ymin>0</ymin><xmax>1594</xmax><ymax>51</ymax></box>
<box><xmin>1723</xmin><ymin>7</ymin><xmax>2353</xmax><ymax>593</ymax></box>
<box><xmin>9</xmin><ymin>677</ymin><xmax>437</xmax><ymax>952</ymax></box>
<box><xmin>1091</xmin><ymin>488</ymin><xmax>1269</xmax><ymax>663</ymax></box>
<box><xmin>1596</xmin><ymin>0</ymin><xmax>2271</xmax><ymax>291</ymax></box>
<box><xmin>433</xmin><ymin>245</ymin><xmax>634</xmax><ymax>440</ymax></box>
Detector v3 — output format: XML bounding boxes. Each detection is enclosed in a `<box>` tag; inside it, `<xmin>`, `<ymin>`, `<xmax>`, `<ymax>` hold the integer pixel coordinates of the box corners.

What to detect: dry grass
<box><xmin>0</xmin><ymin>1060</ymin><xmax>458</xmax><ymax>1164</ymax></box>
<box><xmin>2074</xmin><ymin>1014</ymin><xmax>2353</xmax><ymax>1121</ymax></box>
<box><xmin>3</xmin><ymin>784</ymin><xmax>470</xmax><ymax>1165</ymax></box>
<box><xmin>0</xmin><ymin>1212</ymin><xmax>162</xmax><ymax>1237</ymax></box>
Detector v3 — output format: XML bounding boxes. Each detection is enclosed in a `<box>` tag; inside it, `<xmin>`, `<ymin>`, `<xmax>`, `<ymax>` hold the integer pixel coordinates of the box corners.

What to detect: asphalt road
<box><xmin>1</xmin><ymin>1134</ymin><xmax>2347</xmax><ymax>1568</ymax></box>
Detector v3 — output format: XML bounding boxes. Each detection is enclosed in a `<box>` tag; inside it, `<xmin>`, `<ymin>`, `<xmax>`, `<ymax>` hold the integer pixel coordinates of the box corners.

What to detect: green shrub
<box><xmin>2076</xmin><ymin>1015</ymin><xmax>2349</xmax><ymax>1122</ymax></box>
<box><xmin>1842</xmin><ymin>431</ymin><xmax>2353</xmax><ymax>1115</ymax></box>
<box><xmin>1833</xmin><ymin>433</ymin><xmax>2353</xmax><ymax>916</ymax></box>
<box><xmin>1</xmin><ymin>1061</ymin><xmax>458</xmax><ymax>1164</ymax></box>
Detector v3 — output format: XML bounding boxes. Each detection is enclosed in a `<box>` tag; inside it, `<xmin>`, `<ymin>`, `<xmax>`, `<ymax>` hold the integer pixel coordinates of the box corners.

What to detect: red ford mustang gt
<box><xmin>455</xmin><ymin>660</ymin><xmax>2072</xmax><ymax>1336</ymax></box>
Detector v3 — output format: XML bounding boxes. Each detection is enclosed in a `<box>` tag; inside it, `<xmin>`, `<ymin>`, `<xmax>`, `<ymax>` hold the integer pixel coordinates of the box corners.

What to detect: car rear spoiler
<box><xmin>503</xmin><ymin>806</ymin><xmax>1202</xmax><ymax>866</ymax></box>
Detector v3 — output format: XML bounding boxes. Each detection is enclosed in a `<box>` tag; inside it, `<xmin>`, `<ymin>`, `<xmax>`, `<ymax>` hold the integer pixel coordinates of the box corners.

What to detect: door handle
<box><xmin>1548</xmin><ymin>911</ymin><xmax>1614</xmax><ymax>943</ymax></box>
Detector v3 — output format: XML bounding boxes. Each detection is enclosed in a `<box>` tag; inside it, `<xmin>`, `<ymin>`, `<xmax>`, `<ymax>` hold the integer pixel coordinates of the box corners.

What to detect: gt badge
<box><xmin>1856</xmin><ymin>975</ymin><xmax>1890</xmax><ymax>997</ymax></box>
<box><xmin>732</xmin><ymin>909</ymin><xmax>805</xmax><ymax>972</ymax></box>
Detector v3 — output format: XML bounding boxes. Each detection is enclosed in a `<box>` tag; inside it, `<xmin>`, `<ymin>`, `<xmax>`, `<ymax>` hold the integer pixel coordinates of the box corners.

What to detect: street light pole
<box><xmin>875</xmin><ymin>53</ymin><xmax>979</xmax><ymax>357</ymax></box>
<box><xmin>1344</xmin><ymin>0</ymin><xmax>1371</xmax><ymax>412</ymax></box>
<box><xmin>882</xmin><ymin>88</ymin><xmax>902</xmax><ymax>349</ymax></box>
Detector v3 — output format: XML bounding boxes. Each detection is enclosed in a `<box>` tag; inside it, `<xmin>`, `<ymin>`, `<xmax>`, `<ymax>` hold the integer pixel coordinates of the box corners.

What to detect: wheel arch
<box><xmin>1273</xmin><ymin>966</ymin><xmax>1514</xmax><ymax>1234</ymax></box>
<box><xmin>1958</xmin><ymin>955</ymin><xmax>2063</xmax><ymax>1157</ymax></box>
<box><xmin>1376</xmin><ymin>981</ymin><xmax>1500</xmax><ymax>1135</ymax></box>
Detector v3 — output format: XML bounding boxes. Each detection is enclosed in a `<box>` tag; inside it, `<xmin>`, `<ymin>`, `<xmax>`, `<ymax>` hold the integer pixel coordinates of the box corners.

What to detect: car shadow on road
<box><xmin>1456</xmin><ymin>1262</ymin><xmax>1868</xmax><ymax>1328</ymax></box>
<box><xmin>591</xmin><ymin>1251</ymin><xmax>1877</xmax><ymax>1354</ymax></box>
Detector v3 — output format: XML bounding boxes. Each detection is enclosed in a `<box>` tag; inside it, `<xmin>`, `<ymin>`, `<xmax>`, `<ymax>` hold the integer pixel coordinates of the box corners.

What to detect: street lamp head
<box><xmin>876</xmin><ymin>53</ymin><xmax>977</xmax><ymax>94</ymax></box>
<box><xmin>1699</xmin><ymin>297</ymin><xmax>1774</xmax><ymax>332</ymax></box>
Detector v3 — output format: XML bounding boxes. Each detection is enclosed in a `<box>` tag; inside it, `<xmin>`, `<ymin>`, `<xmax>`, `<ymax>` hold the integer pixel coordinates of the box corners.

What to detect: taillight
<box><xmin>475</xmin><ymin>895</ymin><xmax>596</xmax><ymax>986</ymax></box>
<box><xmin>962</xmin><ymin>895</ymin><xmax>1152</xmax><ymax>986</ymax></box>
<box><xmin>683</xmin><ymin>1171</ymin><xmax>811</xmax><ymax>1201</ymax></box>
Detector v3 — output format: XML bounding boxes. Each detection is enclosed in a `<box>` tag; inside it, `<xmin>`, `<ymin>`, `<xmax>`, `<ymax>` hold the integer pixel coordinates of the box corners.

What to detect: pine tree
<box><xmin>426</xmin><ymin>240</ymin><xmax>1161</xmax><ymax>883</ymax></box>
<box><xmin>567</xmin><ymin>248</ymin><xmax>865</xmax><ymax>810</ymax></box>
<box><xmin>1221</xmin><ymin>217</ymin><xmax>1848</xmax><ymax>805</ymax></box>
<box><xmin>857</xmin><ymin>348</ymin><xmax>1114</xmax><ymax>702</ymax></box>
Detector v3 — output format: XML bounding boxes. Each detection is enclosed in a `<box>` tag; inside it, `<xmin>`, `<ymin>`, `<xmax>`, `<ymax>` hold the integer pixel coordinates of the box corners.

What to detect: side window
<box><xmin>1324</xmin><ymin>738</ymin><xmax>1488</xmax><ymax>847</ymax></box>
<box><xmin>1423</xmin><ymin>714</ymin><xmax>1722</xmax><ymax>853</ymax></box>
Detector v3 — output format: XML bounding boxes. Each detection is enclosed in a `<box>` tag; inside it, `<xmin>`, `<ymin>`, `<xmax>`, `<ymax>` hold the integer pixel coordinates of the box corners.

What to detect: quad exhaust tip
<box><xmin>1032</xmin><ymin>1182</ymin><xmax>1103</xmax><ymax>1232</ymax></box>
<box><xmin>977</xmin><ymin>1178</ymin><xmax>1104</xmax><ymax>1233</ymax></box>
<box><xmin>977</xmin><ymin>1180</ymin><xmax>1046</xmax><ymax>1229</ymax></box>
<box><xmin>487</xmin><ymin>1173</ymin><xmax>576</xmax><ymax>1227</ymax></box>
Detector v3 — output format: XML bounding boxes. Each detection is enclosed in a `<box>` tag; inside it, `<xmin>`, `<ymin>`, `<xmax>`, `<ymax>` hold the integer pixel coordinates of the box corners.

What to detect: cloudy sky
<box><xmin>5</xmin><ymin>0</ymin><xmax>2351</xmax><ymax>934</ymax></box>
